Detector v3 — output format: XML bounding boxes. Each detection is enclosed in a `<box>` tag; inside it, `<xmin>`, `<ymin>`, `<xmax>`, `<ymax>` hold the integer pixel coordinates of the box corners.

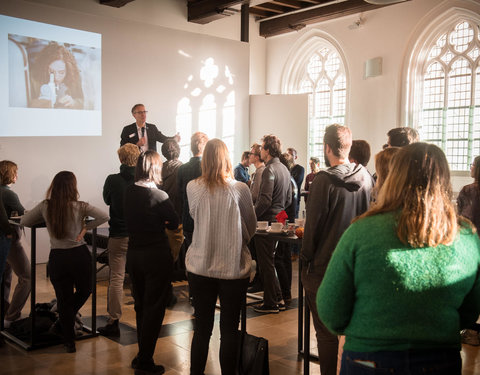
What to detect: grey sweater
<box><xmin>254</xmin><ymin>157</ymin><xmax>292</xmax><ymax>222</ymax></box>
<box><xmin>21</xmin><ymin>200</ymin><xmax>108</xmax><ymax>249</ymax></box>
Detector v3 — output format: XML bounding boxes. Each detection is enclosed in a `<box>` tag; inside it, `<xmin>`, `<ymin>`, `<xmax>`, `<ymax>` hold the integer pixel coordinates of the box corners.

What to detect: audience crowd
<box><xmin>1</xmin><ymin>119</ymin><xmax>479</xmax><ymax>375</ymax></box>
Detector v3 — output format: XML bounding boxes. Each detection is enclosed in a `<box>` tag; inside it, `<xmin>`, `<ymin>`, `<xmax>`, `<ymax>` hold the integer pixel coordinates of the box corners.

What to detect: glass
<box><xmin>134</xmin><ymin>111</ymin><xmax>148</xmax><ymax>115</ymax></box>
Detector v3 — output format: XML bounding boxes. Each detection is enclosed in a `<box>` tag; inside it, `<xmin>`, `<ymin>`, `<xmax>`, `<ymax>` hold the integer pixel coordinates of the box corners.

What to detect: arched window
<box><xmin>283</xmin><ymin>32</ymin><xmax>348</xmax><ymax>164</ymax></box>
<box><xmin>407</xmin><ymin>12</ymin><xmax>480</xmax><ymax>171</ymax></box>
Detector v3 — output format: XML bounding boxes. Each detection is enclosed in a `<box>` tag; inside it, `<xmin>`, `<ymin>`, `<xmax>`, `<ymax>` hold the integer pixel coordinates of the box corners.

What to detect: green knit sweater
<box><xmin>316</xmin><ymin>212</ymin><xmax>480</xmax><ymax>352</ymax></box>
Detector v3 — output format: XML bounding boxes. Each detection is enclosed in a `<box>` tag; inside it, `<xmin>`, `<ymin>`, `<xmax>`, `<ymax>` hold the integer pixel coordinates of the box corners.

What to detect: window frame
<box><xmin>281</xmin><ymin>30</ymin><xmax>349</xmax><ymax>164</ymax></box>
<box><xmin>403</xmin><ymin>5</ymin><xmax>480</xmax><ymax>174</ymax></box>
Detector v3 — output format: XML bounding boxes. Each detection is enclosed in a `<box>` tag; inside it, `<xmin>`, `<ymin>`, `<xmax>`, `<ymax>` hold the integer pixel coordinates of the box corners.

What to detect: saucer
<box><xmin>267</xmin><ymin>228</ymin><xmax>283</xmax><ymax>234</ymax></box>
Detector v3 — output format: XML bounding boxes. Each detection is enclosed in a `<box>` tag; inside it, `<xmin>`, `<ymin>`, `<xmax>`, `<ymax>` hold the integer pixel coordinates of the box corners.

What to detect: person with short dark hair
<box><xmin>458</xmin><ymin>155</ymin><xmax>480</xmax><ymax>232</ymax></box>
<box><xmin>304</xmin><ymin>157</ymin><xmax>320</xmax><ymax>194</ymax></box>
<box><xmin>348</xmin><ymin>140</ymin><xmax>371</xmax><ymax>167</ymax></box>
<box><xmin>0</xmin><ymin>160</ymin><xmax>31</xmax><ymax>328</ymax></box>
<box><xmin>234</xmin><ymin>151</ymin><xmax>251</xmax><ymax>184</ymax></box>
<box><xmin>97</xmin><ymin>143</ymin><xmax>140</xmax><ymax>337</ymax></box>
<box><xmin>124</xmin><ymin>151</ymin><xmax>180</xmax><ymax>374</ymax></box>
<box><xmin>286</xmin><ymin>147</ymin><xmax>305</xmax><ymax>218</ymax></box>
<box><xmin>120</xmin><ymin>104</ymin><xmax>180</xmax><ymax>152</ymax></box>
<box><xmin>21</xmin><ymin>171</ymin><xmax>108</xmax><ymax>353</ymax></box>
<box><xmin>301</xmin><ymin>124</ymin><xmax>374</xmax><ymax>375</ymax></box>
<box><xmin>253</xmin><ymin>134</ymin><xmax>292</xmax><ymax>314</ymax></box>
<box><xmin>386</xmin><ymin>126</ymin><xmax>419</xmax><ymax>148</ymax></box>
<box><xmin>318</xmin><ymin>143</ymin><xmax>480</xmax><ymax>375</ymax></box>
<box><xmin>177</xmin><ymin>132</ymin><xmax>209</xmax><ymax>250</ymax></box>
<box><xmin>249</xmin><ymin>143</ymin><xmax>265</xmax><ymax>204</ymax></box>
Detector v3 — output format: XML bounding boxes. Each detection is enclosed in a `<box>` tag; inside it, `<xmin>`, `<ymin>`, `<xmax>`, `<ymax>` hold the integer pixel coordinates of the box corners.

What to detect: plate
<box><xmin>267</xmin><ymin>228</ymin><xmax>283</xmax><ymax>234</ymax></box>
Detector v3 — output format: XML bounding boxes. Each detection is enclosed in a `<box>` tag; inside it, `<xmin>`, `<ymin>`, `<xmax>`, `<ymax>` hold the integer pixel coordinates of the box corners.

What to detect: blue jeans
<box><xmin>0</xmin><ymin>234</ymin><xmax>11</xmax><ymax>283</ymax></box>
<box><xmin>341</xmin><ymin>349</ymin><xmax>461</xmax><ymax>375</ymax></box>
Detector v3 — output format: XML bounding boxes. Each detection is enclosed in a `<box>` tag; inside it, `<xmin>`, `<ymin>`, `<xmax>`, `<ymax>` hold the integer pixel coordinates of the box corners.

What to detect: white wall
<box><xmin>0</xmin><ymin>0</ymin><xmax>252</xmax><ymax>262</ymax></box>
<box><xmin>263</xmin><ymin>0</ymin><xmax>479</xmax><ymax>191</ymax></box>
<box><xmin>26</xmin><ymin>0</ymin><xmax>267</xmax><ymax>94</ymax></box>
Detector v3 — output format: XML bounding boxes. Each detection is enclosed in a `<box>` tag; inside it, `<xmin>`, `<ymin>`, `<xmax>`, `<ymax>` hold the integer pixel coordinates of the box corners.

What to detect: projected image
<box><xmin>9</xmin><ymin>34</ymin><xmax>100</xmax><ymax>110</ymax></box>
<box><xmin>0</xmin><ymin>14</ymin><xmax>101</xmax><ymax>136</ymax></box>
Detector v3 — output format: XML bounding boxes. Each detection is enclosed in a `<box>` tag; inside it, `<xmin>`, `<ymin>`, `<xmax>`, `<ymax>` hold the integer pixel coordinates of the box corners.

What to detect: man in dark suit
<box><xmin>120</xmin><ymin>103</ymin><xmax>180</xmax><ymax>152</ymax></box>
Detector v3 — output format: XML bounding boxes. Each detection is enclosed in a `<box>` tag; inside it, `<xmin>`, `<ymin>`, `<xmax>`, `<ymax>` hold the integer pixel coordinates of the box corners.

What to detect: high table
<box><xmin>0</xmin><ymin>220</ymin><xmax>99</xmax><ymax>350</ymax></box>
<box><xmin>254</xmin><ymin>229</ymin><xmax>318</xmax><ymax>375</ymax></box>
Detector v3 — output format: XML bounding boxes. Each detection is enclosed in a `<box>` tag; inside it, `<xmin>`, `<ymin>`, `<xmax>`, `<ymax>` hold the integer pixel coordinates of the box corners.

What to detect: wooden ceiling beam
<box><xmin>99</xmin><ymin>0</ymin><xmax>135</xmax><ymax>7</ymax></box>
<box><xmin>259</xmin><ymin>0</ymin><xmax>386</xmax><ymax>37</ymax></box>
<box><xmin>270</xmin><ymin>0</ymin><xmax>302</xmax><ymax>9</ymax></box>
<box><xmin>254</xmin><ymin>3</ymin><xmax>285</xmax><ymax>13</ymax></box>
<box><xmin>188</xmin><ymin>0</ymin><xmax>248</xmax><ymax>24</ymax></box>
<box><xmin>250</xmin><ymin>8</ymin><xmax>272</xmax><ymax>17</ymax></box>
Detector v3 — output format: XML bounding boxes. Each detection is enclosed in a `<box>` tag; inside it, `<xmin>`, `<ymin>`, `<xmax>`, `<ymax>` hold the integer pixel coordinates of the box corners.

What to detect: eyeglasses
<box><xmin>135</xmin><ymin>111</ymin><xmax>148</xmax><ymax>115</ymax></box>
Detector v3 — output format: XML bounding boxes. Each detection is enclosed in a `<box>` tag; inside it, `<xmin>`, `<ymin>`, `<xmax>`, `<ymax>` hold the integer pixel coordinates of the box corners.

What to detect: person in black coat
<box><xmin>120</xmin><ymin>104</ymin><xmax>180</xmax><ymax>152</ymax></box>
<box><xmin>124</xmin><ymin>150</ymin><xmax>180</xmax><ymax>375</ymax></box>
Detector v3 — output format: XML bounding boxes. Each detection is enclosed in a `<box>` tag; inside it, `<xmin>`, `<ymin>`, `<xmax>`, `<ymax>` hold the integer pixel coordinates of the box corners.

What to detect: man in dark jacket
<box><xmin>253</xmin><ymin>135</ymin><xmax>292</xmax><ymax>314</ymax></box>
<box><xmin>98</xmin><ymin>143</ymin><xmax>140</xmax><ymax>337</ymax></box>
<box><xmin>176</xmin><ymin>132</ymin><xmax>208</xmax><ymax>249</ymax></box>
<box><xmin>120</xmin><ymin>103</ymin><xmax>180</xmax><ymax>152</ymax></box>
<box><xmin>301</xmin><ymin>124</ymin><xmax>374</xmax><ymax>375</ymax></box>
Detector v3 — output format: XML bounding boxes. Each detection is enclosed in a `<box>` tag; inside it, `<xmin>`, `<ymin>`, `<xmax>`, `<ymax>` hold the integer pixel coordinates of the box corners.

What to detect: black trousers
<box><xmin>188</xmin><ymin>272</ymin><xmax>249</xmax><ymax>375</ymax></box>
<box><xmin>127</xmin><ymin>247</ymin><xmax>173</xmax><ymax>366</ymax></box>
<box><xmin>274</xmin><ymin>242</ymin><xmax>292</xmax><ymax>300</ymax></box>
<box><xmin>49</xmin><ymin>245</ymin><xmax>92</xmax><ymax>344</ymax></box>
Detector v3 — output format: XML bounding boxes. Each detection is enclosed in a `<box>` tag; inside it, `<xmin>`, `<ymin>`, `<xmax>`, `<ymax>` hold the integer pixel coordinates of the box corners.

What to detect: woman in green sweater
<box><xmin>317</xmin><ymin>143</ymin><xmax>480</xmax><ymax>374</ymax></box>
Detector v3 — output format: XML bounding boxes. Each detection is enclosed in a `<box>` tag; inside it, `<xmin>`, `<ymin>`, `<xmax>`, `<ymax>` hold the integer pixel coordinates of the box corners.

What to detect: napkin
<box><xmin>275</xmin><ymin>210</ymin><xmax>288</xmax><ymax>225</ymax></box>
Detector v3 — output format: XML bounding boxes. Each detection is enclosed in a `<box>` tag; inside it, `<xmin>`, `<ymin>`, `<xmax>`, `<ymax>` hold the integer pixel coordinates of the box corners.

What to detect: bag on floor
<box><xmin>237</xmin><ymin>331</ymin><xmax>270</xmax><ymax>375</ymax></box>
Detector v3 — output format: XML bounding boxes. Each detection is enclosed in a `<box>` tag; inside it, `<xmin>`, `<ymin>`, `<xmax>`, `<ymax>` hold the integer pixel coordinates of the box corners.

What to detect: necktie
<box><xmin>141</xmin><ymin>127</ymin><xmax>145</xmax><ymax>138</ymax></box>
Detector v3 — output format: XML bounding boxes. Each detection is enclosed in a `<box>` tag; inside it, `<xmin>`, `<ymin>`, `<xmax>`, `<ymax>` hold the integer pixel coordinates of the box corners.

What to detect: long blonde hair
<box><xmin>359</xmin><ymin>143</ymin><xmax>461</xmax><ymax>247</ymax></box>
<box><xmin>373</xmin><ymin>147</ymin><xmax>400</xmax><ymax>194</ymax></box>
<box><xmin>199</xmin><ymin>139</ymin><xmax>234</xmax><ymax>191</ymax></box>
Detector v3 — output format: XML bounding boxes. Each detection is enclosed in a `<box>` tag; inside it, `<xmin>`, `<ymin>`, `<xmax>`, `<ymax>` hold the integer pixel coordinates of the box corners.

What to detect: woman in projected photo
<box><xmin>30</xmin><ymin>42</ymin><xmax>84</xmax><ymax>109</ymax></box>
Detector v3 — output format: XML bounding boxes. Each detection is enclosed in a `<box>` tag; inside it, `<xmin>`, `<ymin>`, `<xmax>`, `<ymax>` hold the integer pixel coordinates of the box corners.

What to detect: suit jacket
<box><xmin>120</xmin><ymin>122</ymin><xmax>171</xmax><ymax>152</ymax></box>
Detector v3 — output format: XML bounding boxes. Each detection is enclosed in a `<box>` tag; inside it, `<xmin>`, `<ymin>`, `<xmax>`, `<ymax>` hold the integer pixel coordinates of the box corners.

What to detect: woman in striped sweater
<box><xmin>186</xmin><ymin>139</ymin><xmax>257</xmax><ymax>375</ymax></box>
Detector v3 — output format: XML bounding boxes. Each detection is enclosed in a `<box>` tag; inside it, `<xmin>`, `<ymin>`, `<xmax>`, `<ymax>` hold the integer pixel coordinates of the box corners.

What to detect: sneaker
<box><xmin>98</xmin><ymin>319</ymin><xmax>120</xmax><ymax>337</ymax></box>
<box><xmin>278</xmin><ymin>303</ymin><xmax>286</xmax><ymax>311</ymax></box>
<box><xmin>461</xmin><ymin>329</ymin><xmax>480</xmax><ymax>346</ymax></box>
<box><xmin>253</xmin><ymin>304</ymin><xmax>279</xmax><ymax>314</ymax></box>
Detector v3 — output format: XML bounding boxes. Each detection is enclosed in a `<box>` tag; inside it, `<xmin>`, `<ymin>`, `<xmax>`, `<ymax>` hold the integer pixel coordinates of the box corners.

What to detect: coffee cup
<box><xmin>257</xmin><ymin>221</ymin><xmax>268</xmax><ymax>231</ymax></box>
<box><xmin>270</xmin><ymin>222</ymin><xmax>283</xmax><ymax>232</ymax></box>
<box><xmin>295</xmin><ymin>218</ymin><xmax>305</xmax><ymax>227</ymax></box>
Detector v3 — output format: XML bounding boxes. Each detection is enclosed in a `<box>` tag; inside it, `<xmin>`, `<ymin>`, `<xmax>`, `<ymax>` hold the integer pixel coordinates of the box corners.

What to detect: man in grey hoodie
<box><xmin>301</xmin><ymin>124</ymin><xmax>374</xmax><ymax>375</ymax></box>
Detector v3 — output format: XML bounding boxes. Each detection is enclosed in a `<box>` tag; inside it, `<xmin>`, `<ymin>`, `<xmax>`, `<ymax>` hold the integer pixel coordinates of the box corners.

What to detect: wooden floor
<box><xmin>2</xmin><ymin>262</ymin><xmax>480</xmax><ymax>375</ymax></box>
